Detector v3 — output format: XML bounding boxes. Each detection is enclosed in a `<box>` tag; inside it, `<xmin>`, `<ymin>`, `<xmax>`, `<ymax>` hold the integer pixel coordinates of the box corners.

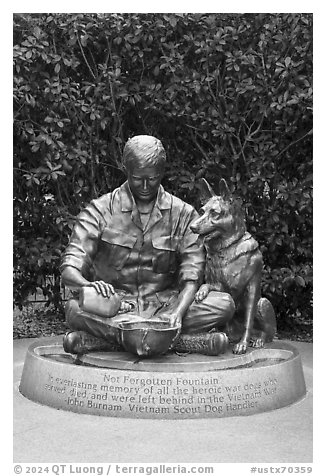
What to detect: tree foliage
<box><xmin>13</xmin><ymin>13</ymin><xmax>312</xmax><ymax>327</ymax></box>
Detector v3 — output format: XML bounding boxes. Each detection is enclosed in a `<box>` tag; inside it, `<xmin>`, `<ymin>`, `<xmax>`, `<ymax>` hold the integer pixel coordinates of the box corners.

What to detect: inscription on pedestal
<box><xmin>43</xmin><ymin>368</ymin><xmax>279</xmax><ymax>417</ymax></box>
<box><xmin>19</xmin><ymin>341</ymin><xmax>306</xmax><ymax>419</ymax></box>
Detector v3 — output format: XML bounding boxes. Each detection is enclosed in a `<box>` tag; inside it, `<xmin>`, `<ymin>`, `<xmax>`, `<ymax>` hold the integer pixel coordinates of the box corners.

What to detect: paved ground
<box><xmin>13</xmin><ymin>337</ymin><xmax>313</xmax><ymax>463</ymax></box>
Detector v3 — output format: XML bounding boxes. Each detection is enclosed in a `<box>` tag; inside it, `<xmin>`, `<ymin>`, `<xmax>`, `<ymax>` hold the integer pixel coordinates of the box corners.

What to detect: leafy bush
<box><xmin>13</xmin><ymin>13</ymin><xmax>312</xmax><ymax>327</ymax></box>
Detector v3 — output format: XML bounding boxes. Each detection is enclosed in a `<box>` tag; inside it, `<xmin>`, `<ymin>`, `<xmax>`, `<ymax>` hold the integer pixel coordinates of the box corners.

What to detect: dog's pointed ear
<box><xmin>219</xmin><ymin>179</ymin><xmax>231</xmax><ymax>200</ymax></box>
<box><xmin>198</xmin><ymin>178</ymin><xmax>216</xmax><ymax>203</ymax></box>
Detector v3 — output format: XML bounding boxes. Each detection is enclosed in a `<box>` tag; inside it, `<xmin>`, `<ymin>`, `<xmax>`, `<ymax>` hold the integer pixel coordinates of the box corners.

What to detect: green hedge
<box><xmin>13</xmin><ymin>13</ymin><xmax>312</xmax><ymax>328</ymax></box>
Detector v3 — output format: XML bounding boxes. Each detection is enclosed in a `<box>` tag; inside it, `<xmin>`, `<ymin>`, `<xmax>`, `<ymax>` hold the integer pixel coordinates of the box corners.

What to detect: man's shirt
<box><xmin>61</xmin><ymin>182</ymin><xmax>205</xmax><ymax>313</ymax></box>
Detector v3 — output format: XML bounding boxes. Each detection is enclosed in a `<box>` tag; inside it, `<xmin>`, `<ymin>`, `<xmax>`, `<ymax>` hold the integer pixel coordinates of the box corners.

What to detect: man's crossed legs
<box><xmin>63</xmin><ymin>291</ymin><xmax>235</xmax><ymax>355</ymax></box>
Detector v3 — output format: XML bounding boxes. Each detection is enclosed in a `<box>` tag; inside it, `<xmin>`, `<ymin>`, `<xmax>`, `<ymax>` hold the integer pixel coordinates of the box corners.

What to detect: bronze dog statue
<box><xmin>191</xmin><ymin>178</ymin><xmax>276</xmax><ymax>354</ymax></box>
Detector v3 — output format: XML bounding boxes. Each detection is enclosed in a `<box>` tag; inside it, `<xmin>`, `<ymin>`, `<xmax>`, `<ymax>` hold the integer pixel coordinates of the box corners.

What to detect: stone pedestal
<box><xmin>19</xmin><ymin>339</ymin><xmax>306</xmax><ymax>419</ymax></box>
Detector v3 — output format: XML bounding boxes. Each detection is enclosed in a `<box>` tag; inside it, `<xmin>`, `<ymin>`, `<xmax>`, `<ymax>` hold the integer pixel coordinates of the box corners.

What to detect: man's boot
<box><xmin>63</xmin><ymin>331</ymin><xmax>122</xmax><ymax>355</ymax></box>
<box><xmin>172</xmin><ymin>331</ymin><xmax>229</xmax><ymax>356</ymax></box>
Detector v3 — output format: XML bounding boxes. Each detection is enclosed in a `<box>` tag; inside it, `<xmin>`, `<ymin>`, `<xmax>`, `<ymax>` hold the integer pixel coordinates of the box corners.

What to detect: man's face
<box><xmin>126</xmin><ymin>164</ymin><xmax>164</xmax><ymax>204</ymax></box>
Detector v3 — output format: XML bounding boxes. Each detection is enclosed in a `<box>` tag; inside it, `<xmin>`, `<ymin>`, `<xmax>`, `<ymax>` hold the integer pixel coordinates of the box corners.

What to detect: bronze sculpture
<box><xmin>61</xmin><ymin>136</ymin><xmax>234</xmax><ymax>356</ymax></box>
<box><xmin>191</xmin><ymin>178</ymin><xmax>277</xmax><ymax>354</ymax></box>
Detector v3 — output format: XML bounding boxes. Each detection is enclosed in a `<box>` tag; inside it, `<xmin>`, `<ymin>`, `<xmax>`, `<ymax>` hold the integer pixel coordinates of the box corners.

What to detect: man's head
<box><xmin>122</xmin><ymin>135</ymin><xmax>166</xmax><ymax>170</ymax></box>
<box><xmin>122</xmin><ymin>136</ymin><xmax>166</xmax><ymax>204</ymax></box>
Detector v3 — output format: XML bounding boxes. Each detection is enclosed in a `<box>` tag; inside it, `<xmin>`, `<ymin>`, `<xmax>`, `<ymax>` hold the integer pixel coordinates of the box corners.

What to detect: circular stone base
<box><xmin>19</xmin><ymin>339</ymin><xmax>306</xmax><ymax>419</ymax></box>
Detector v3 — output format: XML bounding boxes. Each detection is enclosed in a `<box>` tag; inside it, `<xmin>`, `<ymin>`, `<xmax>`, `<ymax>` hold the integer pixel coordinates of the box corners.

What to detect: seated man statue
<box><xmin>61</xmin><ymin>135</ymin><xmax>235</xmax><ymax>355</ymax></box>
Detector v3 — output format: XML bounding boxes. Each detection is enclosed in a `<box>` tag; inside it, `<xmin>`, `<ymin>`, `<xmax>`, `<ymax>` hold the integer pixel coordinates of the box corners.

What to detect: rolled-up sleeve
<box><xmin>60</xmin><ymin>200</ymin><xmax>104</xmax><ymax>278</ymax></box>
<box><xmin>178</xmin><ymin>209</ymin><xmax>205</xmax><ymax>285</ymax></box>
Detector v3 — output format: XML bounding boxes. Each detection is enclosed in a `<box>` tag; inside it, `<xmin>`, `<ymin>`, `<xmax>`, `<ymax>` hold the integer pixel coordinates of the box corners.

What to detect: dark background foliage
<box><xmin>13</xmin><ymin>13</ymin><xmax>312</xmax><ymax>332</ymax></box>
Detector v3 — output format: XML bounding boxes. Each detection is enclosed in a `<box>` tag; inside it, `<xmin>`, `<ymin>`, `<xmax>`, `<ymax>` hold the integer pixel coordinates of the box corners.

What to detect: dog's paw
<box><xmin>232</xmin><ymin>341</ymin><xmax>248</xmax><ymax>354</ymax></box>
<box><xmin>250</xmin><ymin>337</ymin><xmax>265</xmax><ymax>348</ymax></box>
<box><xmin>195</xmin><ymin>285</ymin><xmax>210</xmax><ymax>303</ymax></box>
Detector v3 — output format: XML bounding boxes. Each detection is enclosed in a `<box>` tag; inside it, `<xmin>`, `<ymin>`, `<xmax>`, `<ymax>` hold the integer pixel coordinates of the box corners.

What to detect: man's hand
<box><xmin>154</xmin><ymin>310</ymin><xmax>182</xmax><ymax>328</ymax></box>
<box><xmin>118</xmin><ymin>301</ymin><xmax>135</xmax><ymax>313</ymax></box>
<box><xmin>88</xmin><ymin>280</ymin><xmax>115</xmax><ymax>299</ymax></box>
<box><xmin>154</xmin><ymin>281</ymin><xmax>198</xmax><ymax>329</ymax></box>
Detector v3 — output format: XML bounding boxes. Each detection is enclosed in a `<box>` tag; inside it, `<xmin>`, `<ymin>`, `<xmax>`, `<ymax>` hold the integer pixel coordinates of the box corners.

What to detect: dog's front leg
<box><xmin>195</xmin><ymin>284</ymin><xmax>211</xmax><ymax>303</ymax></box>
<box><xmin>195</xmin><ymin>283</ymin><xmax>224</xmax><ymax>303</ymax></box>
<box><xmin>233</xmin><ymin>276</ymin><xmax>260</xmax><ymax>354</ymax></box>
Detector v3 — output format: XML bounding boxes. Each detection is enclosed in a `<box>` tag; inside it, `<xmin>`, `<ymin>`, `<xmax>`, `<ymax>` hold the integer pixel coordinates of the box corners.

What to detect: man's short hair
<box><xmin>122</xmin><ymin>135</ymin><xmax>166</xmax><ymax>170</ymax></box>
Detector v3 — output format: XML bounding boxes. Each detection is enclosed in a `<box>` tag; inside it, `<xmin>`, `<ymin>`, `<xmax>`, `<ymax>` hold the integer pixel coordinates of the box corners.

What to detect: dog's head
<box><xmin>190</xmin><ymin>179</ymin><xmax>246</xmax><ymax>244</ymax></box>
